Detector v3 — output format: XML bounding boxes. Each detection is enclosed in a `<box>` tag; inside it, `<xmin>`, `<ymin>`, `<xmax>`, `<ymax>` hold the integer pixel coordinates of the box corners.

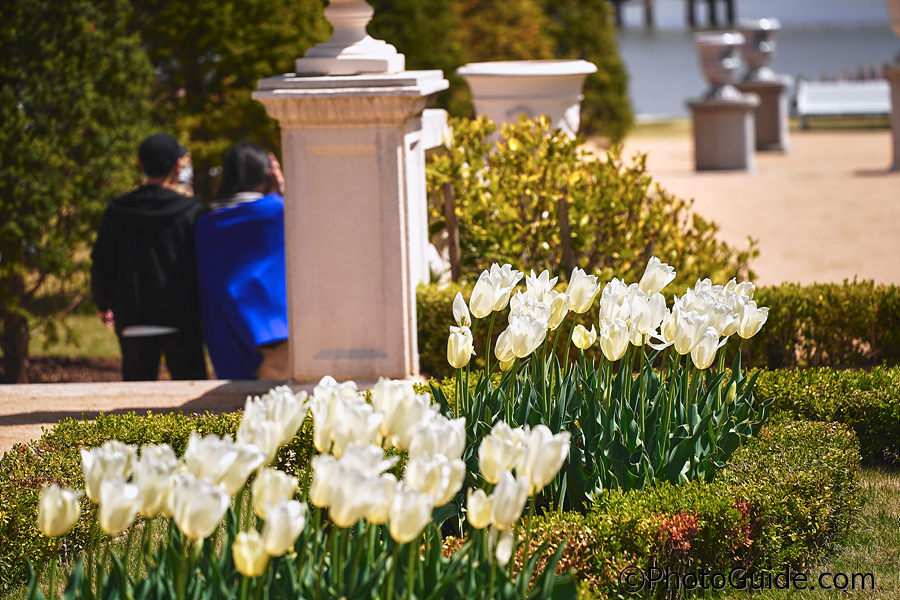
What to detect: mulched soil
<box><xmin>27</xmin><ymin>355</ymin><xmax>123</xmax><ymax>383</ymax></box>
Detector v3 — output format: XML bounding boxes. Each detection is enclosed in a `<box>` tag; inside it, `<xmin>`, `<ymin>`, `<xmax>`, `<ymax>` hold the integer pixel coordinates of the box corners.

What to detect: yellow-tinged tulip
<box><xmin>547</xmin><ymin>291</ymin><xmax>569</xmax><ymax>330</ymax></box>
<box><xmin>572</xmin><ymin>324</ymin><xmax>597</xmax><ymax>350</ymax></box>
<box><xmin>388</xmin><ymin>489</ymin><xmax>434</xmax><ymax>544</ymax></box>
<box><xmin>447</xmin><ymin>325</ymin><xmax>475</xmax><ymax>369</ymax></box>
<box><xmin>404</xmin><ymin>455</ymin><xmax>466</xmax><ymax>507</ymax></box>
<box><xmin>478</xmin><ymin>422</ymin><xmax>525</xmax><ymax>484</ymax></box>
<box><xmin>565</xmin><ymin>267</ymin><xmax>600</xmax><ymax>314</ymax></box>
<box><xmin>469</xmin><ymin>270</ymin><xmax>499</xmax><ymax>318</ymax></box>
<box><xmin>252</xmin><ymin>468</ymin><xmax>298</xmax><ymax>520</ymax></box>
<box><xmin>233</xmin><ymin>531</ymin><xmax>269</xmax><ymax>578</ymax></box>
<box><xmin>98</xmin><ymin>479</ymin><xmax>141</xmax><ymax>536</ymax></box>
<box><xmin>499</xmin><ymin>358</ymin><xmax>516</xmax><ymax>372</ymax></box>
<box><xmin>261</xmin><ymin>500</ymin><xmax>307</xmax><ymax>556</ymax></box>
<box><xmin>725</xmin><ymin>381</ymin><xmax>737</xmax><ymax>405</ymax></box>
<box><xmin>466</xmin><ymin>488</ymin><xmax>492</xmax><ymax>529</ymax></box>
<box><xmin>673</xmin><ymin>310</ymin><xmax>710</xmax><ymax>355</ymax></box>
<box><xmin>690</xmin><ymin>326</ymin><xmax>721</xmax><ymax>370</ymax></box>
<box><xmin>37</xmin><ymin>484</ymin><xmax>81</xmax><ymax>538</ymax></box>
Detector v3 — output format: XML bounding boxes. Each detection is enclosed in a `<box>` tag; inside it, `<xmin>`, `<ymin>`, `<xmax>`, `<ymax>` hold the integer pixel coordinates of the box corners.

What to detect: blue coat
<box><xmin>195</xmin><ymin>194</ymin><xmax>288</xmax><ymax>379</ymax></box>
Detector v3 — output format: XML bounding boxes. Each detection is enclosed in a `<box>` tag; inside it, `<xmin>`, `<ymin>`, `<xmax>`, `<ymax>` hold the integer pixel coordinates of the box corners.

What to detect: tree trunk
<box><xmin>0</xmin><ymin>273</ymin><xmax>30</xmax><ymax>383</ymax></box>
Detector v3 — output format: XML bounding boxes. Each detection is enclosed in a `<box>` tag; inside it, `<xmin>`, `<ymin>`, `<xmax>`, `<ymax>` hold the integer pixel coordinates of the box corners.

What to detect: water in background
<box><xmin>615</xmin><ymin>0</ymin><xmax>899</xmax><ymax>119</ymax></box>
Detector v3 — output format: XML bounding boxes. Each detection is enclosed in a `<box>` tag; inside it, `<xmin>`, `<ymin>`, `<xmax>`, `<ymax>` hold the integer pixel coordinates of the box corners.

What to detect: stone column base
<box><xmin>688</xmin><ymin>94</ymin><xmax>760</xmax><ymax>172</ymax></box>
<box><xmin>736</xmin><ymin>76</ymin><xmax>792</xmax><ymax>152</ymax></box>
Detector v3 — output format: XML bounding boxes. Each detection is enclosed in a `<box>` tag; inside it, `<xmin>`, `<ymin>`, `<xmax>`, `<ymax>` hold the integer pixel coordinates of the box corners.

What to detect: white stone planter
<box><xmin>694</xmin><ymin>32</ymin><xmax>745</xmax><ymax>100</ymax></box>
<box><xmin>456</xmin><ymin>60</ymin><xmax>597</xmax><ymax>138</ymax></box>
<box><xmin>736</xmin><ymin>18</ymin><xmax>781</xmax><ymax>82</ymax></box>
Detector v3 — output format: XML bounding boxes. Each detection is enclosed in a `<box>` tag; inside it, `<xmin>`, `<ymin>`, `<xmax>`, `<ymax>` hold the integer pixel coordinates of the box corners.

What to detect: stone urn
<box><xmin>736</xmin><ymin>18</ymin><xmax>781</xmax><ymax>82</ymax></box>
<box><xmin>694</xmin><ymin>31</ymin><xmax>746</xmax><ymax>100</ymax></box>
<box><xmin>456</xmin><ymin>60</ymin><xmax>597</xmax><ymax>138</ymax></box>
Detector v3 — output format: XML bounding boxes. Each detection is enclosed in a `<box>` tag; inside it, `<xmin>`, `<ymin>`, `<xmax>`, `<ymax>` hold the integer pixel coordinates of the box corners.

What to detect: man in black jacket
<box><xmin>91</xmin><ymin>133</ymin><xmax>208</xmax><ymax>381</ymax></box>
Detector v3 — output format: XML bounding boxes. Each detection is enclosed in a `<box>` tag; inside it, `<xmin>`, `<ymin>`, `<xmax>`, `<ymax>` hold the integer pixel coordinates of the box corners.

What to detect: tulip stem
<box><xmin>485</xmin><ymin>312</ymin><xmax>496</xmax><ymax>378</ymax></box>
<box><xmin>47</xmin><ymin>554</ymin><xmax>57</xmax><ymax>600</ymax></box>
<box><xmin>406</xmin><ymin>540</ymin><xmax>417</xmax><ymax>599</ymax></box>
<box><xmin>385</xmin><ymin>543</ymin><xmax>402</xmax><ymax>599</ymax></box>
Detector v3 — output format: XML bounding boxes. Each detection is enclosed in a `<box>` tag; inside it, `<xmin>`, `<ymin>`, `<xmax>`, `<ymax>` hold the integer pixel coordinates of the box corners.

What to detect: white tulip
<box><xmin>638</xmin><ymin>256</ymin><xmax>676</xmax><ymax>296</ymax></box>
<box><xmin>734</xmin><ymin>281</ymin><xmax>756</xmax><ymax>299</ymax></box>
<box><xmin>408</xmin><ymin>415</ymin><xmax>466</xmax><ymax>461</ymax></box>
<box><xmin>571</xmin><ymin>324</ymin><xmax>597</xmax><ymax>350</ymax></box>
<box><xmin>81</xmin><ymin>441</ymin><xmax>137</xmax><ymax>503</ymax></box>
<box><xmin>133</xmin><ymin>444</ymin><xmax>179</xmax><ymax>518</ymax></box>
<box><xmin>308</xmin><ymin>454</ymin><xmax>338</xmax><ymax>508</ymax></box>
<box><xmin>239</xmin><ymin>387</ymin><xmax>309</xmax><ymax>451</ymax></box>
<box><xmin>364</xmin><ymin>474</ymin><xmax>399</xmax><ymax>525</ymax></box>
<box><xmin>491</xmin><ymin>264</ymin><xmax>523</xmax><ymax>311</ymax></box>
<box><xmin>183</xmin><ymin>432</ymin><xmax>267</xmax><ymax>495</ymax></box>
<box><xmin>261</xmin><ymin>500</ymin><xmax>307</xmax><ymax>556</ymax></box>
<box><xmin>252</xmin><ymin>468</ymin><xmax>298</xmax><ymax>520</ymax></box>
<box><xmin>509</xmin><ymin>291</ymin><xmax>552</xmax><ymax>324</ymax></box>
<box><xmin>478</xmin><ymin>422</ymin><xmax>525</xmax><ymax>484</ymax></box>
<box><xmin>546</xmin><ymin>291</ymin><xmax>569</xmax><ymax>330</ymax></box>
<box><xmin>494</xmin><ymin>328</ymin><xmax>516</xmax><ymax>363</ymax></box>
<box><xmin>466</xmin><ymin>488</ymin><xmax>492</xmax><ymax>529</ymax></box>
<box><xmin>372</xmin><ymin>379</ymin><xmax>437</xmax><ymax>451</ymax></box>
<box><xmin>170</xmin><ymin>473</ymin><xmax>230</xmax><ymax>540</ymax></box>
<box><xmin>329</xmin><ymin>402</ymin><xmax>384</xmax><ymax>458</ymax></box>
<box><xmin>517</xmin><ymin>425</ymin><xmax>571</xmax><ymax>494</ymax></box>
<box><xmin>565</xmin><ymin>267</ymin><xmax>600</xmax><ymax>314</ymax></box>
<box><xmin>338</xmin><ymin>443</ymin><xmax>399</xmax><ymax>477</ymax></box>
<box><xmin>235</xmin><ymin>418</ymin><xmax>282</xmax><ymax>466</ymax></box>
<box><xmin>233</xmin><ymin>531</ymin><xmax>269</xmax><ymax>578</ymax></box>
<box><xmin>98</xmin><ymin>478</ymin><xmax>142</xmax><ymax>536</ymax></box>
<box><xmin>490</xmin><ymin>470</ymin><xmax>529</xmax><ymax>531</ymax></box>
<box><xmin>507</xmin><ymin>313</ymin><xmax>548</xmax><ymax>358</ymax></box>
<box><xmin>738</xmin><ymin>300</ymin><xmax>769</xmax><ymax>339</ymax></box>
<box><xmin>690</xmin><ymin>326</ymin><xmax>723</xmax><ymax>370</ymax></box>
<box><xmin>404</xmin><ymin>454</ymin><xmax>466</xmax><ymax>507</ymax></box>
<box><xmin>452</xmin><ymin>291</ymin><xmax>471</xmax><ymax>327</ymax></box>
<box><xmin>525</xmin><ymin>269</ymin><xmax>558</xmax><ymax>301</ymax></box>
<box><xmin>599</xmin><ymin>318</ymin><xmax>630</xmax><ymax>361</ymax></box>
<box><xmin>328</xmin><ymin>467</ymin><xmax>381</xmax><ymax>528</ymax></box>
<box><xmin>447</xmin><ymin>325</ymin><xmax>475</xmax><ymax>369</ymax></box>
<box><xmin>491</xmin><ymin>527</ymin><xmax>516</xmax><ymax>566</ymax></box>
<box><xmin>37</xmin><ymin>484</ymin><xmax>81</xmax><ymax>538</ymax></box>
<box><xmin>673</xmin><ymin>310</ymin><xmax>711</xmax><ymax>355</ymax></box>
<box><xmin>388</xmin><ymin>488</ymin><xmax>434</xmax><ymax>544</ymax></box>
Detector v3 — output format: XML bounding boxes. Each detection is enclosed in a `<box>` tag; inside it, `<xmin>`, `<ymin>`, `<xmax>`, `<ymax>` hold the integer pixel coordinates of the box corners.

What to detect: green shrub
<box><xmin>426</xmin><ymin>116</ymin><xmax>757</xmax><ymax>294</ymax></box>
<box><xmin>524</xmin><ymin>420</ymin><xmax>860</xmax><ymax>598</ymax></box>
<box><xmin>755</xmin><ymin>366</ymin><xmax>900</xmax><ymax>465</ymax></box>
<box><xmin>744</xmin><ymin>281</ymin><xmax>900</xmax><ymax>370</ymax></box>
<box><xmin>0</xmin><ymin>410</ymin><xmax>316</xmax><ymax>594</ymax></box>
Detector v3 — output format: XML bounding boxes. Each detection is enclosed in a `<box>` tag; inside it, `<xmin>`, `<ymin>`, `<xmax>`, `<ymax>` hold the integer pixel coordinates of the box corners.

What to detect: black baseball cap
<box><xmin>138</xmin><ymin>133</ymin><xmax>187</xmax><ymax>177</ymax></box>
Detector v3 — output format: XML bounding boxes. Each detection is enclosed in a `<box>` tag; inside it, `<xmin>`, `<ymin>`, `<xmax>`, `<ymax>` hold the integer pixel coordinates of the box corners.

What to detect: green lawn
<box><xmin>28</xmin><ymin>314</ymin><xmax>120</xmax><ymax>360</ymax></box>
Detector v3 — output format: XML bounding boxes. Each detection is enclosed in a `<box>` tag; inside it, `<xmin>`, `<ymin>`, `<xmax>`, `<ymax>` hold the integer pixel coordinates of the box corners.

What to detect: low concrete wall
<box><xmin>0</xmin><ymin>379</ymin><xmax>299</xmax><ymax>455</ymax></box>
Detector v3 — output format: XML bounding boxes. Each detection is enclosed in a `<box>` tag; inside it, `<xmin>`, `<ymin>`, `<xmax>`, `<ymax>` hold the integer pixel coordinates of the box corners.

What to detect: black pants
<box><xmin>118</xmin><ymin>329</ymin><xmax>208</xmax><ymax>381</ymax></box>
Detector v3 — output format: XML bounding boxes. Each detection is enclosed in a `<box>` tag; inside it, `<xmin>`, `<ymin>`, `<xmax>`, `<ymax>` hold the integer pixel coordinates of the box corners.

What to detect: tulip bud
<box><xmin>571</xmin><ymin>324</ymin><xmax>597</xmax><ymax>350</ymax></box>
<box><xmin>466</xmin><ymin>488</ymin><xmax>492</xmax><ymax>529</ymax></box>
<box><xmin>452</xmin><ymin>292</ymin><xmax>471</xmax><ymax>327</ymax></box>
<box><xmin>98</xmin><ymin>479</ymin><xmax>142</xmax><ymax>536</ymax></box>
<box><xmin>499</xmin><ymin>358</ymin><xmax>516</xmax><ymax>372</ymax></box>
<box><xmin>261</xmin><ymin>500</ymin><xmax>307</xmax><ymax>556</ymax></box>
<box><xmin>447</xmin><ymin>325</ymin><xmax>475</xmax><ymax>369</ymax></box>
<box><xmin>233</xmin><ymin>531</ymin><xmax>269</xmax><ymax>578</ymax></box>
<box><xmin>690</xmin><ymin>326</ymin><xmax>721</xmax><ymax>370</ymax></box>
<box><xmin>252</xmin><ymin>468</ymin><xmax>298</xmax><ymax>520</ymax></box>
<box><xmin>388</xmin><ymin>489</ymin><xmax>434</xmax><ymax>544</ymax></box>
<box><xmin>470</xmin><ymin>271</ymin><xmax>498</xmax><ymax>319</ymax></box>
<box><xmin>547</xmin><ymin>291</ymin><xmax>569</xmax><ymax>330</ymax></box>
<box><xmin>738</xmin><ymin>300</ymin><xmax>769</xmax><ymax>339</ymax></box>
<box><xmin>725</xmin><ymin>381</ymin><xmax>737</xmax><ymax>405</ymax></box>
<box><xmin>490</xmin><ymin>470</ymin><xmax>529</xmax><ymax>531</ymax></box>
<box><xmin>37</xmin><ymin>484</ymin><xmax>81</xmax><ymax>538</ymax></box>
<box><xmin>599</xmin><ymin>318</ymin><xmax>629</xmax><ymax>361</ymax></box>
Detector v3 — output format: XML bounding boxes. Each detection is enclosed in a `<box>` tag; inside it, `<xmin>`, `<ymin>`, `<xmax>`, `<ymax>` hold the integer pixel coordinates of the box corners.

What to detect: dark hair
<box><xmin>215</xmin><ymin>142</ymin><xmax>273</xmax><ymax>200</ymax></box>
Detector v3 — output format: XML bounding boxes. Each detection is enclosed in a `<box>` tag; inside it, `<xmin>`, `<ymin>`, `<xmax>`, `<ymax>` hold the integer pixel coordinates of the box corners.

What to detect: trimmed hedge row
<box><xmin>755</xmin><ymin>366</ymin><xmax>900</xmax><ymax>465</ymax></box>
<box><xmin>527</xmin><ymin>419</ymin><xmax>861</xmax><ymax>599</ymax></box>
<box><xmin>0</xmin><ymin>408</ymin><xmax>860</xmax><ymax>597</ymax></box>
<box><xmin>418</xmin><ymin>281</ymin><xmax>900</xmax><ymax>379</ymax></box>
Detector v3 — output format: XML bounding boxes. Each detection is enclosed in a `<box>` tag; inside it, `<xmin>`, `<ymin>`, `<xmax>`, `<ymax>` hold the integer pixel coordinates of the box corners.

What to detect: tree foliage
<box><xmin>0</xmin><ymin>0</ymin><xmax>154</xmax><ymax>382</ymax></box>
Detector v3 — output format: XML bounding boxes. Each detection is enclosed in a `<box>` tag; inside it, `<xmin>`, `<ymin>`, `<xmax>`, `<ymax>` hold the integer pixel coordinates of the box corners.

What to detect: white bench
<box><xmin>794</xmin><ymin>79</ymin><xmax>891</xmax><ymax>129</ymax></box>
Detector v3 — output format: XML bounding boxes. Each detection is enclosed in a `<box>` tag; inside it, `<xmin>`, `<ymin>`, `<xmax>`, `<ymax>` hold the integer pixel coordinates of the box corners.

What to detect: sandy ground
<box><xmin>614</xmin><ymin>127</ymin><xmax>900</xmax><ymax>287</ymax></box>
<box><xmin>1</xmin><ymin>126</ymin><xmax>898</xmax><ymax>455</ymax></box>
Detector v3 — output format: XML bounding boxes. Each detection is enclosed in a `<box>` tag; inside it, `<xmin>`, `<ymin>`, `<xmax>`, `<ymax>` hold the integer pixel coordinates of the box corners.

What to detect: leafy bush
<box><xmin>425</xmin><ymin>117</ymin><xmax>757</xmax><ymax>292</ymax></box>
<box><xmin>755</xmin><ymin>366</ymin><xmax>900</xmax><ymax>465</ymax></box>
<box><xmin>525</xmin><ymin>419</ymin><xmax>860</xmax><ymax>598</ymax></box>
<box><xmin>0</xmin><ymin>410</ymin><xmax>316</xmax><ymax>594</ymax></box>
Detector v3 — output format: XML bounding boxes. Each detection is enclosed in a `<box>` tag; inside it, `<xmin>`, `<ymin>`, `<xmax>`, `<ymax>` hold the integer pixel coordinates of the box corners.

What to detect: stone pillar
<box><xmin>736</xmin><ymin>79</ymin><xmax>791</xmax><ymax>152</ymax></box>
<box><xmin>688</xmin><ymin>95</ymin><xmax>760</xmax><ymax>171</ymax></box>
<box><xmin>886</xmin><ymin>64</ymin><xmax>900</xmax><ymax>172</ymax></box>
<box><xmin>253</xmin><ymin>0</ymin><xmax>449</xmax><ymax>382</ymax></box>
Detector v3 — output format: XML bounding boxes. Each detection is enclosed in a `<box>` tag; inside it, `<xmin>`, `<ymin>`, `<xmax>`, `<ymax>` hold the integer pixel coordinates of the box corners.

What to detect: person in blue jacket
<box><xmin>195</xmin><ymin>142</ymin><xmax>289</xmax><ymax>379</ymax></box>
